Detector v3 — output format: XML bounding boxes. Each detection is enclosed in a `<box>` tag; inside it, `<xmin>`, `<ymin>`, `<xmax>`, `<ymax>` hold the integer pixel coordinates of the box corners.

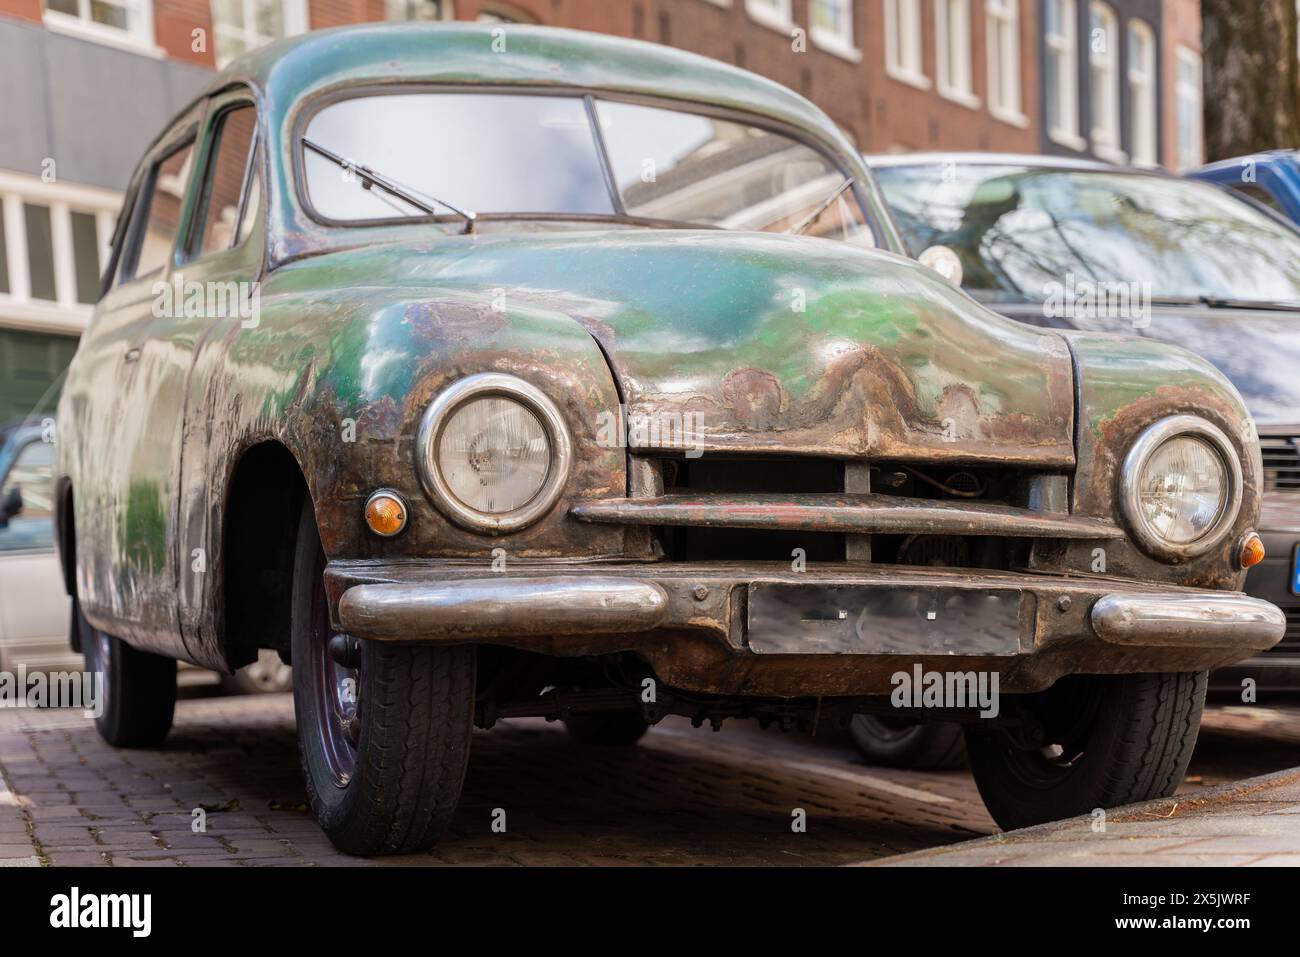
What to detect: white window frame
<box><xmin>935</xmin><ymin>0</ymin><xmax>978</xmax><ymax>108</ymax></box>
<box><xmin>385</xmin><ymin>0</ymin><xmax>455</xmax><ymax>19</ymax></box>
<box><xmin>0</xmin><ymin>171</ymin><xmax>121</xmax><ymax>335</ymax></box>
<box><xmin>211</xmin><ymin>0</ymin><xmax>310</xmax><ymax>69</ymax></box>
<box><xmin>1088</xmin><ymin>2</ymin><xmax>1123</xmax><ymax>162</ymax></box>
<box><xmin>745</xmin><ymin>0</ymin><xmax>794</xmax><ymax>34</ymax></box>
<box><xmin>1046</xmin><ymin>0</ymin><xmax>1083</xmax><ymax>149</ymax></box>
<box><xmin>809</xmin><ymin>0</ymin><xmax>861</xmax><ymax>61</ymax></box>
<box><xmin>1127</xmin><ymin>19</ymin><xmax>1157</xmax><ymax>166</ymax></box>
<box><xmin>985</xmin><ymin>0</ymin><xmax>1026</xmax><ymax>126</ymax></box>
<box><xmin>1176</xmin><ymin>46</ymin><xmax>1204</xmax><ymax>171</ymax></box>
<box><xmin>43</xmin><ymin>0</ymin><xmax>160</xmax><ymax>56</ymax></box>
<box><xmin>885</xmin><ymin>0</ymin><xmax>928</xmax><ymax>89</ymax></box>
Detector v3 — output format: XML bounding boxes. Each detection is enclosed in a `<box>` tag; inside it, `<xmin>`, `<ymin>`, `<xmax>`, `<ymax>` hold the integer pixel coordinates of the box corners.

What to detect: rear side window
<box><xmin>191</xmin><ymin>105</ymin><xmax>259</xmax><ymax>258</ymax></box>
<box><xmin>125</xmin><ymin>139</ymin><xmax>196</xmax><ymax>281</ymax></box>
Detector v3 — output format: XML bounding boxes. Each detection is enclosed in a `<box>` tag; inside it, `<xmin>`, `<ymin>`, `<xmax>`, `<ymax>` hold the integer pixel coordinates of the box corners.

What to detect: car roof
<box><xmin>861</xmin><ymin>151</ymin><xmax>1164</xmax><ymax>176</ymax></box>
<box><xmin>210</xmin><ymin>23</ymin><xmax>857</xmax><ymax>165</ymax></box>
<box><xmin>1193</xmin><ymin>150</ymin><xmax>1300</xmax><ymax>176</ymax></box>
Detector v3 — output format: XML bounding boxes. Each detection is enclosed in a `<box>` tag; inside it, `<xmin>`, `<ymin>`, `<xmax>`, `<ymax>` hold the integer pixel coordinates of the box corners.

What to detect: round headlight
<box><xmin>417</xmin><ymin>374</ymin><xmax>572</xmax><ymax>534</ymax></box>
<box><xmin>1120</xmin><ymin>416</ymin><xmax>1243</xmax><ymax>561</ymax></box>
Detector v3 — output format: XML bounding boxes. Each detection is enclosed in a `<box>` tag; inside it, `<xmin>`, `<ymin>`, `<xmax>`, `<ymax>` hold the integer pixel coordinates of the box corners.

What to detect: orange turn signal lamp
<box><xmin>1239</xmin><ymin>532</ymin><xmax>1265</xmax><ymax>570</ymax></box>
<box><xmin>364</xmin><ymin>489</ymin><xmax>408</xmax><ymax>538</ymax></box>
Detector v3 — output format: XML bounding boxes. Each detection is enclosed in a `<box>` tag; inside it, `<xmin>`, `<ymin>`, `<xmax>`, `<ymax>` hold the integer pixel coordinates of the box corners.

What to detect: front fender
<box><xmin>1030</xmin><ymin>332</ymin><xmax>1262</xmax><ymax>590</ymax></box>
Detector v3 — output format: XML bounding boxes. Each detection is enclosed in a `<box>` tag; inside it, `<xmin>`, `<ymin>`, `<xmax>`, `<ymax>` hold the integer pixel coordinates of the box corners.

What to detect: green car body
<box><xmin>51</xmin><ymin>23</ymin><xmax>1285</xmax><ymax>850</ymax></box>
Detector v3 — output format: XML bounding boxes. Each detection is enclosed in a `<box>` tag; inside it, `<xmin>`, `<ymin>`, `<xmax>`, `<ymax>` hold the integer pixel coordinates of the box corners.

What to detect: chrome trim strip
<box><xmin>339</xmin><ymin>577</ymin><xmax>668</xmax><ymax>641</ymax></box>
<box><xmin>1091</xmin><ymin>593</ymin><xmax>1285</xmax><ymax>648</ymax></box>
<box><xmin>570</xmin><ymin>493</ymin><xmax>1122</xmax><ymax>539</ymax></box>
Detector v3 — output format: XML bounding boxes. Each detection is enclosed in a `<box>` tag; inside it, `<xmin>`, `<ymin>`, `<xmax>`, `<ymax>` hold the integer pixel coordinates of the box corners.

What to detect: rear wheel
<box><xmin>965</xmin><ymin>671</ymin><xmax>1206</xmax><ymax>831</ymax></box>
<box><xmin>291</xmin><ymin>500</ymin><xmax>475</xmax><ymax>856</ymax></box>
<box><xmin>848</xmin><ymin>714</ymin><xmax>967</xmax><ymax>769</ymax></box>
<box><xmin>78</xmin><ymin>597</ymin><xmax>176</xmax><ymax>747</ymax></box>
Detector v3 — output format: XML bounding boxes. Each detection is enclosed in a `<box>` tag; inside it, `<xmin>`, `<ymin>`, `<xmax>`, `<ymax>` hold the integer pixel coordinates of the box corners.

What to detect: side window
<box><xmin>191</xmin><ymin>105</ymin><xmax>260</xmax><ymax>258</ymax></box>
<box><xmin>124</xmin><ymin>138</ymin><xmax>196</xmax><ymax>282</ymax></box>
<box><xmin>0</xmin><ymin>440</ymin><xmax>55</xmax><ymax>552</ymax></box>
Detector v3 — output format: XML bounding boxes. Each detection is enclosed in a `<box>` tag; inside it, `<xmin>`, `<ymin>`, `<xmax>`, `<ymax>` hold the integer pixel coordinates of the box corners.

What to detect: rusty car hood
<box><xmin>276</xmin><ymin>228</ymin><xmax>1077</xmax><ymax>466</ymax></box>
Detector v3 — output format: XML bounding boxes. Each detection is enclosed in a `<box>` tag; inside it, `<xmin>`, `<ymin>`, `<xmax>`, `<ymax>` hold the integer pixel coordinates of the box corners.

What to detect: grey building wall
<box><xmin>0</xmin><ymin>18</ymin><xmax>212</xmax><ymax>191</ymax></box>
<box><xmin>1039</xmin><ymin>0</ymin><xmax>1164</xmax><ymax>163</ymax></box>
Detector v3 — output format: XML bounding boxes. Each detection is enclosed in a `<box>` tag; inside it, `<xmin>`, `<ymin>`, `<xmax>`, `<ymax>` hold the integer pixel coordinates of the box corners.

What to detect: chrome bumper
<box><xmin>339</xmin><ymin>577</ymin><xmax>668</xmax><ymax>642</ymax></box>
<box><xmin>1091</xmin><ymin>594</ymin><xmax>1286</xmax><ymax>647</ymax></box>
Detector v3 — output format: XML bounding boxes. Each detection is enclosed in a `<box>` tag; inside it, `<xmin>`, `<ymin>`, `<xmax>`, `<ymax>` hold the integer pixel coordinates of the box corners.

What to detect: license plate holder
<box><xmin>746</xmin><ymin>584</ymin><xmax>1026</xmax><ymax>656</ymax></box>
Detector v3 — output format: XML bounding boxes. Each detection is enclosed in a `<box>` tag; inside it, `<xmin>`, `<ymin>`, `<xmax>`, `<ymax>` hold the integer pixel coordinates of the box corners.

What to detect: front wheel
<box><xmin>965</xmin><ymin>671</ymin><xmax>1206</xmax><ymax>832</ymax></box>
<box><xmin>291</xmin><ymin>500</ymin><xmax>475</xmax><ymax>856</ymax></box>
<box><xmin>78</xmin><ymin>597</ymin><xmax>176</xmax><ymax>747</ymax></box>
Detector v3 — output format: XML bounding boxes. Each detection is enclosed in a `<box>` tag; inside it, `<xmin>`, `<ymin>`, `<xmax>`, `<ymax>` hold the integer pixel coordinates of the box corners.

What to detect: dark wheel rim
<box><xmin>853</xmin><ymin>714</ymin><xmax>923</xmax><ymax>745</ymax></box>
<box><xmin>998</xmin><ymin>678</ymin><xmax>1101</xmax><ymax>790</ymax></box>
<box><xmin>309</xmin><ymin>562</ymin><xmax>358</xmax><ymax>788</ymax></box>
<box><xmin>91</xmin><ymin>627</ymin><xmax>113</xmax><ymax>689</ymax></box>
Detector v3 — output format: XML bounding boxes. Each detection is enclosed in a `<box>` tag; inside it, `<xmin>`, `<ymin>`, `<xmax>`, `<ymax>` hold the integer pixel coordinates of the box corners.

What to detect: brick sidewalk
<box><xmin>862</xmin><ymin>767</ymin><xmax>1300</xmax><ymax>867</ymax></box>
<box><xmin>0</xmin><ymin>694</ymin><xmax>993</xmax><ymax>866</ymax></box>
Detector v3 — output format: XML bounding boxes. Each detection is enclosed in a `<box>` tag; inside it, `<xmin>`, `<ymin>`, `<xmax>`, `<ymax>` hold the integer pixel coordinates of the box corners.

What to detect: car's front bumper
<box><xmin>328</xmin><ymin>561</ymin><xmax>1285</xmax><ymax>697</ymax></box>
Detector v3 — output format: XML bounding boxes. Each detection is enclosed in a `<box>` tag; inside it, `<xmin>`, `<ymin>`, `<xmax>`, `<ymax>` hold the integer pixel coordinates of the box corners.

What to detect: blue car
<box><xmin>1189</xmin><ymin>150</ymin><xmax>1300</xmax><ymax>225</ymax></box>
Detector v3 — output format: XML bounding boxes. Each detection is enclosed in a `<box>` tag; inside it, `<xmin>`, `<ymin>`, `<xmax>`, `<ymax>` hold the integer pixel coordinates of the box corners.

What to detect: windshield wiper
<box><xmin>1196</xmin><ymin>294</ymin><xmax>1300</xmax><ymax>312</ymax></box>
<box><xmin>302</xmin><ymin>138</ymin><xmax>477</xmax><ymax>234</ymax></box>
<box><xmin>788</xmin><ymin>178</ymin><xmax>856</xmax><ymax>237</ymax></box>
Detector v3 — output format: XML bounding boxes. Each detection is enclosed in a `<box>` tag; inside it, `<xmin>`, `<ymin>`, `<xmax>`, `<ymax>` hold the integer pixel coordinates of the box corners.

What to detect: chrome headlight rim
<box><xmin>416</xmin><ymin>373</ymin><xmax>573</xmax><ymax>535</ymax></box>
<box><xmin>1120</xmin><ymin>415</ymin><xmax>1243</xmax><ymax>562</ymax></box>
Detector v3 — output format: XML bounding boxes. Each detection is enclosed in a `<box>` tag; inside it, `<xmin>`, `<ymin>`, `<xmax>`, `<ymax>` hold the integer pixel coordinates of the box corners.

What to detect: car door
<box><xmin>0</xmin><ymin>433</ymin><xmax>77</xmax><ymax>674</ymax></box>
<box><xmin>80</xmin><ymin>106</ymin><xmax>203</xmax><ymax>656</ymax></box>
<box><xmin>168</xmin><ymin>90</ymin><xmax>267</xmax><ymax>668</ymax></box>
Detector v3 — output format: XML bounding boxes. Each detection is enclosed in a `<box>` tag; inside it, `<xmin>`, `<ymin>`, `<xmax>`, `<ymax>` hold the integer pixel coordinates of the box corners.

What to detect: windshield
<box><xmin>872</xmin><ymin>162</ymin><xmax>1300</xmax><ymax>307</ymax></box>
<box><xmin>301</xmin><ymin>92</ymin><xmax>874</xmax><ymax>245</ymax></box>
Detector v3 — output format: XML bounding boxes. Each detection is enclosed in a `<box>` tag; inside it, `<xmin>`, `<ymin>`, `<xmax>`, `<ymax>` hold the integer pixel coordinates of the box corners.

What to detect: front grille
<box><xmin>1260</xmin><ymin>434</ymin><xmax>1300</xmax><ymax>493</ymax></box>
<box><xmin>1266</xmin><ymin>608</ymin><xmax>1300</xmax><ymax>656</ymax></box>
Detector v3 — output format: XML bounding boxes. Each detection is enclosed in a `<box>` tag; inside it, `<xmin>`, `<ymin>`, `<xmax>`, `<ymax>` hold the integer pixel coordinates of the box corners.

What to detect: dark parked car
<box><xmin>53</xmin><ymin>27</ymin><xmax>1281</xmax><ymax>854</ymax></box>
<box><xmin>858</xmin><ymin>152</ymin><xmax>1300</xmax><ymax>767</ymax></box>
<box><xmin>1189</xmin><ymin>150</ymin><xmax>1300</xmax><ymax>225</ymax></box>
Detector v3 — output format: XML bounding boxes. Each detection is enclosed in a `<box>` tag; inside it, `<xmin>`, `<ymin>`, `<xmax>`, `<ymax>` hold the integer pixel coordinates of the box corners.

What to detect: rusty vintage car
<box><xmin>54</xmin><ymin>23</ymin><xmax>1285</xmax><ymax>854</ymax></box>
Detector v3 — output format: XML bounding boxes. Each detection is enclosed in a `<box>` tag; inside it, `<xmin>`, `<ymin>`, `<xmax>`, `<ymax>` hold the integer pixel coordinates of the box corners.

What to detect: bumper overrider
<box><xmin>330</xmin><ymin>562</ymin><xmax>1285</xmax><ymax>697</ymax></box>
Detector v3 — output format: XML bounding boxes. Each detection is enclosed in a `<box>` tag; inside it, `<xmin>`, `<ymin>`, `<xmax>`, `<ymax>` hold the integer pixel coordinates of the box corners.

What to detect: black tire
<box><xmin>848</xmin><ymin>714</ymin><xmax>967</xmax><ymax>769</ymax></box>
<box><xmin>965</xmin><ymin>671</ymin><xmax>1207</xmax><ymax>832</ymax></box>
<box><xmin>290</xmin><ymin>500</ymin><xmax>475</xmax><ymax>856</ymax></box>
<box><xmin>78</xmin><ymin>596</ymin><xmax>176</xmax><ymax>747</ymax></box>
<box><xmin>564</xmin><ymin>711</ymin><xmax>650</xmax><ymax>746</ymax></box>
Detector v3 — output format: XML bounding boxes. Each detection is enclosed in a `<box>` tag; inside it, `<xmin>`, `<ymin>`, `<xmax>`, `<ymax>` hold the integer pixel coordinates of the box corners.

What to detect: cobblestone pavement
<box><xmin>0</xmin><ymin>694</ymin><xmax>1295</xmax><ymax>867</ymax></box>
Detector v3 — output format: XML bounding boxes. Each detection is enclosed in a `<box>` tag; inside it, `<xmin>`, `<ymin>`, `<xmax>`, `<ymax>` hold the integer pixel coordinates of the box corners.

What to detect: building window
<box><xmin>1176</xmin><ymin>46</ymin><xmax>1203</xmax><ymax>170</ymax></box>
<box><xmin>745</xmin><ymin>0</ymin><xmax>793</xmax><ymax>31</ymax></box>
<box><xmin>810</xmin><ymin>0</ymin><xmax>859</xmax><ymax>58</ymax></box>
<box><xmin>210</xmin><ymin>0</ymin><xmax>309</xmax><ymax>68</ymax></box>
<box><xmin>386</xmin><ymin>0</ymin><xmax>452</xmax><ymax>19</ymax></box>
<box><xmin>935</xmin><ymin>0</ymin><xmax>976</xmax><ymax>105</ymax></box>
<box><xmin>1127</xmin><ymin>19</ymin><xmax>1157</xmax><ymax>166</ymax></box>
<box><xmin>0</xmin><ymin>175</ymin><xmax>119</xmax><ymax>325</ymax></box>
<box><xmin>1088</xmin><ymin>2</ymin><xmax>1122</xmax><ymax>159</ymax></box>
<box><xmin>986</xmin><ymin>0</ymin><xmax>1023</xmax><ymax>124</ymax></box>
<box><xmin>1045</xmin><ymin>0</ymin><xmax>1080</xmax><ymax>147</ymax></box>
<box><xmin>885</xmin><ymin>0</ymin><xmax>926</xmax><ymax>87</ymax></box>
<box><xmin>43</xmin><ymin>0</ymin><xmax>155</xmax><ymax>50</ymax></box>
